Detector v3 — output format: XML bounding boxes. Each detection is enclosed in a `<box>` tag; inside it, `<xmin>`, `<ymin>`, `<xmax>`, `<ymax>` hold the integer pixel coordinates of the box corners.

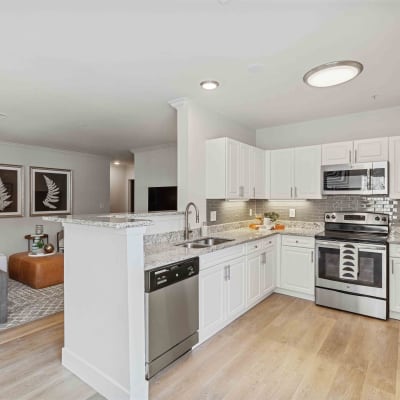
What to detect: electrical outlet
<box><xmin>210</xmin><ymin>211</ymin><xmax>217</xmax><ymax>222</ymax></box>
<box><xmin>249</xmin><ymin>208</ymin><xmax>253</xmax><ymax>216</ymax></box>
<box><xmin>289</xmin><ymin>208</ymin><xmax>296</xmax><ymax>218</ymax></box>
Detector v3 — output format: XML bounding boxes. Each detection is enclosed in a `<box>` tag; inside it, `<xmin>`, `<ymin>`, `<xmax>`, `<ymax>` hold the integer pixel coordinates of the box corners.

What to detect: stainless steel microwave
<box><xmin>322</xmin><ymin>161</ymin><xmax>388</xmax><ymax>195</ymax></box>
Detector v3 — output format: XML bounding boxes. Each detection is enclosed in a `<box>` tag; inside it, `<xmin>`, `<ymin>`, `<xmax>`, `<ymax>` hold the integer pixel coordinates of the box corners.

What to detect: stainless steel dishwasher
<box><xmin>145</xmin><ymin>257</ymin><xmax>199</xmax><ymax>379</ymax></box>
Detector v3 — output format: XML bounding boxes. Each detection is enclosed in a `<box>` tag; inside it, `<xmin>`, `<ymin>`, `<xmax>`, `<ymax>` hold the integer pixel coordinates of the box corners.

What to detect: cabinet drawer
<box><xmin>390</xmin><ymin>244</ymin><xmax>400</xmax><ymax>258</ymax></box>
<box><xmin>246</xmin><ymin>240</ymin><xmax>265</xmax><ymax>254</ymax></box>
<box><xmin>282</xmin><ymin>235</ymin><xmax>314</xmax><ymax>248</ymax></box>
<box><xmin>200</xmin><ymin>244</ymin><xmax>245</xmax><ymax>270</ymax></box>
<box><xmin>264</xmin><ymin>235</ymin><xmax>277</xmax><ymax>248</ymax></box>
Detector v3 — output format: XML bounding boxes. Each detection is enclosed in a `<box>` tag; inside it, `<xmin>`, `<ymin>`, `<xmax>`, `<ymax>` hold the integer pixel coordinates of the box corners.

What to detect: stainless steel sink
<box><xmin>175</xmin><ymin>237</ymin><xmax>234</xmax><ymax>248</ymax></box>
<box><xmin>178</xmin><ymin>242</ymin><xmax>210</xmax><ymax>249</ymax></box>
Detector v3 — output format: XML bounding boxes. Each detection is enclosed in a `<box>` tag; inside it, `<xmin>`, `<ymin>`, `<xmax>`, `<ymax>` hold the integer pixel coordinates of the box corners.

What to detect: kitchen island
<box><xmin>45</xmin><ymin>214</ymin><xmax>153</xmax><ymax>400</ymax></box>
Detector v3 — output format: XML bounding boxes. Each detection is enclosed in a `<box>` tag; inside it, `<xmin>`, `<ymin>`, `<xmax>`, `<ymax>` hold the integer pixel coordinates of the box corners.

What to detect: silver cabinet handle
<box><xmin>290</xmin><ymin>187</ymin><xmax>293</xmax><ymax>198</ymax></box>
<box><xmin>349</xmin><ymin>150</ymin><xmax>351</xmax><ymax>163</ymax></box>
<box><xmin>239</xmin><ymin>186</ymin><xmax>244</xmax><ymax>197</ymax></box>
<box><xmin>253</xmin><ymin>187</ymin><xmax>256</xmax><ymax>198</ymax></box>
<box><xmin>262</xmin><ymin>252</ymin><xmax>267</xmax><ymax>264</ymax></box>
<box><xmin>311</xmin><ymin>251</ymin><xmax>314</xmax><ymax>263</ymax></box>
<box><xmin>224</xmin><ymin>265</ymin><xmax>229</xmax><ymax>280</ymax></box>
<box><xmin>228</xmin><ymin>265</ymin><xmax>231</xmax><ymax>280</ymax></box>
<box><xmin>355</xmin><ymin>149</ymin><xmax>357</xmax><ymax>163</ymax></box>
<box><xmin>392</xmin><ymin>259</ymin><xmax>394</xmax><ymax>274</ymax></box>
<box><xmin>294</xmin><ymin>186</ymin><xmax>297</xmax><ymax>198</ymax></box>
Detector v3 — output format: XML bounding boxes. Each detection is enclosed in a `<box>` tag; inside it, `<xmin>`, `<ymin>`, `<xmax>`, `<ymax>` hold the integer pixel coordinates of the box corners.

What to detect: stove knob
<box><xmin>326</xmin><ymin>215</ymin><xmax>331</xmax><ymax>219</ymax></box>
<box><xmin>382</xmin><ymin>217</ymin><xmax>387</xmax><ymax>222</ymax></box>
<box><xmin>331</xmin><ymin>215</ymin><xmax>336</xmax><ymax>220</ymax></box>
<box><xmin>375</xmin><ymin>216</ymin><xmax>380</xmax><ymax>221</ymax></box>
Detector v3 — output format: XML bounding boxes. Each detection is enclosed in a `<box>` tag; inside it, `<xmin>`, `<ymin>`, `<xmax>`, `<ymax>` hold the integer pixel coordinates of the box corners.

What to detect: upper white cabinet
<box><xmin>322</xmin><ymin>141</ymin><xmax>353</xmax><ymax>165</ymax></box>
<box><xmin>294</xmin><ymin>145</ymin><xmax>322</xmax><ymax>199</ymax></box>
<box><xmin>206</xmin><ymin>137</ymin><xmax>266</xmax><ymax>199</ymax></box>
<box><xmin>353</xmin><ymin>137</ymin><xmax>388</xmax><ymax>163</ymax></box>
<box><xmin>250</xmin><ymin>146</ymin><xmax>266</xmax><ymax>199</ymax></box>
<box><xmin>389</xmin><ymin>136</ymin><xmax>400</xmax><ymax>199</ymax></box>
<box><xmin>270</xmin><ymin>145</ymin><xmax>322</xmax><ymax>200</ymax></box>
<box><xmin>322</xmin><ymin>137</ymin><xmax>388</xmax><ymax>165</ymax></box>
<box><xmin>270</xmin><ymin>148</ymin><xmax>293</xmax><ymax>199</ymax></box>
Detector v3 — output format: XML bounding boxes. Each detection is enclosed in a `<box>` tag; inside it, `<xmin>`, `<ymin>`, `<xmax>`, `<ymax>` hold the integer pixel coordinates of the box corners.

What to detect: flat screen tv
<box><xmin>148</xmin><ymin>186</ymin><xmax>177</xmax><ymax>212</ymax></box>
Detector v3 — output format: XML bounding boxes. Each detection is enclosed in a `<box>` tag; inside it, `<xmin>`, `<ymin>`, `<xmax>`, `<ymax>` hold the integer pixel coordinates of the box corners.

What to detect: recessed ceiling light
<box><xmin>113</xmin><ymin>161</ymin><xmax>121</xmax><ymax>165</ymax></box>
<box><xmin>303</xmin><ymin>60</ymin><xmax>363</xmax><ymax>88</ymax></box>
<box><xmin>200</xmin><ymin>80</ymin><xmax>220</xmax><ymax>91</ymax></box>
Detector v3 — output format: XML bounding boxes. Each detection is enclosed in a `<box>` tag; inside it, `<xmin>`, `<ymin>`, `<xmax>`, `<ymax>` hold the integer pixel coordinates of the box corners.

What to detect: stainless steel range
<box><xmin>315</xmin><ymin>212</ymin><xmax>389</xmax><ymax>320</ymax></box>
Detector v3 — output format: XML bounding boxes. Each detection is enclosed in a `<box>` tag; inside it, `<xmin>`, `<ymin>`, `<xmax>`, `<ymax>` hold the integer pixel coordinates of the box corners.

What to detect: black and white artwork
<box><xmin>30</xmin><ymin>167</ymin><xmax>72</xmax><ymax>216</ymax></box>
<box><xmin>0</xmin><ymin>164</ymin><xmax>24</xmax><ymax>217</ymax></box>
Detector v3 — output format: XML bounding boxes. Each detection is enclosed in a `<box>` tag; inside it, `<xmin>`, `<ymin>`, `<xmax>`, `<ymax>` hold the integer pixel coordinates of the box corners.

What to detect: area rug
<box><xmin>0</xmin><ymin>278</ymin><xmax>63</xmax><ymax>331</ymax></box>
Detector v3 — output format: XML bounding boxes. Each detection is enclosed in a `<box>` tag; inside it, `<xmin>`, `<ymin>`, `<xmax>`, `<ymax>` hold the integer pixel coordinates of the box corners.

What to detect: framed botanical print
<box><xmin>0</xmin><ymin>164</ymin><xmax>24</xmax><ymax>217</ymax></box>
<box><xmin>30</xmin><ymin>167</ymin><xmax>72</xmax><ymax>216</ymax></box>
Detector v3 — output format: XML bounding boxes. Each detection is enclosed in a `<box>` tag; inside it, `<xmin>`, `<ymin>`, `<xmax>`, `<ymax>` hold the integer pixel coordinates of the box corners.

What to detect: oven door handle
<box><xmin>356</xmin><ymin>245</ymin><xmax>386</xmax><ymax>252</ymax></box>
<box><xmin>316</xmin><ymin>241</ymin><xmax>341</xmax><ymax>249</ymax></box>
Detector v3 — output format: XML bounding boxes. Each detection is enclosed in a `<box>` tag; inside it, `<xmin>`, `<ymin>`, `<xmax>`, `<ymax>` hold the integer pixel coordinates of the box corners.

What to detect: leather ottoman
<box><xmin>8</xmin><ymin>252</ymin><xmax>64</xmax><ymax>289</ymax></box>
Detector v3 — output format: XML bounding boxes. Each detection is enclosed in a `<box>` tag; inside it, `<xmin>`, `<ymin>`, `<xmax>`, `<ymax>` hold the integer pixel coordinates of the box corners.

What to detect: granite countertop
<box><xmin>144</xmin><ymin>226</ymin><xmax>323</xmax><ymax>270</ymax></box>
<box><xmin>43</xmin><ymin>214</ymin><xmax>153</xmax><ymax>229</ymax></box>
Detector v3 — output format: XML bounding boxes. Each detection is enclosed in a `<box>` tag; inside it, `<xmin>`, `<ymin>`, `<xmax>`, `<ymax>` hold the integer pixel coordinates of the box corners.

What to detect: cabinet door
<box><xmin>226</xmin><ymin>139</ymin><xmax>240</xmax><ymax>199</ymax></box>
<box><xmin>270</xmin><ymin>148</ymin><xmax>293</xmax><ymax>199</ymax></box>
<box><xmin>261</xmin><ymin>244</ymin><xmax>276</xmax><ymax>296</ymax></box>
<box><xmin>251</xmin><ymin>147</ymin><xmax>266</xmax><ymax>199</ymax></box>
<box><xmin>390</xmin><ymin>258</ymin><xmax>400</xmax><ymax>314</ymax></box>
<box><xmin>239</xmin><ymin>143</ymin><xmax>251</xmax><ymax>198</ymax></box>
<box><xmin>389</xmin><ymin>136</ymin><xmax>400</xmax><ymax>199</ymax></box>
<box><xmin>246</xmin><ymin>252</ymin><xmax>261</xmax><ymax>307</ymax></box>
<box><xmin>199</xmin><ymin>264</ymin><xmax>226</xmax><ymax>341</ymax></box>
<box><xmin>226</xmin><ymin>257</ymin><xmax>246</xmax><ymax>322</ymax></box>
<box><xmin>321</xmin><ymin>141</ymin><xmax>353</xmax><ymax>165</ymax></box>
<box><xmin>294</xmin><ymin>145</ymin><xmax>322</xmax><ymax>199</ymax></box>
<box><xmin>280</xmin><ymin>246</ymin><xmax>314</xmax><ymax>295</ymax></box>
<box><xmin>354</xmin><ymin>137</ymin><xmax>388</xmax><ymax>163</ymax></box>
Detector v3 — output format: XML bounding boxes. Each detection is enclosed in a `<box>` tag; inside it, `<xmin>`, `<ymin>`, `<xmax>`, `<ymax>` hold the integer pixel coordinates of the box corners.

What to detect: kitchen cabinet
<box><xmin>199</xmin><ymin>256</ymin><xmax>246</xmax><ymax>342</ymax></box>
<box><xmin>389</xmin><ymin>136</ymin><xmax>400</xmax><ymax>199</ymax></box>
<box><xmin>390</xmin><ymin>244</ymin><xmax>400</xmax><ymax>319</ymax></box>
<box><xmin>270</xmin><ymin>145</ymin><xmax>321</xmax><ymax>199</ymax></box>
<box><xmin>250</xmin><ymin>146</ymin><xmax>266</xmax><ymax>199</ymax></box>
<box><xmin>322</xmin><ymin>137</ymin><xmax>388</xmax><ymax>165</ymax></box>
<box><xmin>206</xmin><ymin>138</ymin><xmax>256</xmax><ymax>200</ymax></box>
<box><xmin>246</xmin><ymin>238</ymin><xmax>277</xmax><ymax>308</ymax></box>
<box><xmin>278</xmin><ymin>235</ymin><xmax>315</xmax><ymax>300</ymax></box>
<box><xmin>261</xmin><ymin>238</ymin><xmax>276</xmax><ymax>296</ymax></box>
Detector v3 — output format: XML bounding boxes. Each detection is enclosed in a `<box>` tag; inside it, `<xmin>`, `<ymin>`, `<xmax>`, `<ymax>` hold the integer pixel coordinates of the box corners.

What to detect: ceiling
<box><xmin>0</xmin><ymin>0</ymin><xmax>399</xmax><ymax>160</ymax></box>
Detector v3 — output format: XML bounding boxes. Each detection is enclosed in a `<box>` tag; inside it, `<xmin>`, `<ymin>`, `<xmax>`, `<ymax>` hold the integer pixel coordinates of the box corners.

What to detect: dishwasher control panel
<box><xmin>145</xmin><ymin>257</ymin><xmax>199</xmax><ymax>292</ymax></box>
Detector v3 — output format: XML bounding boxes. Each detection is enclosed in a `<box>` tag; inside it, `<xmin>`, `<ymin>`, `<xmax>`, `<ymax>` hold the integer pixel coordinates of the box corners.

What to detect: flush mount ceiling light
<box><xmin>113</xmin><ymin>161</ymin><xmax>121</xmax><ymax>165</ymax></box>
<box><xmin>303</xmin><ymin>60</ymin><xmax>363</xmax><ymax>88</ymax></box>
<box><xmin>200</xmin><ymin>80</ymin><xmax>220</xmax><ymax>91</ymax></box>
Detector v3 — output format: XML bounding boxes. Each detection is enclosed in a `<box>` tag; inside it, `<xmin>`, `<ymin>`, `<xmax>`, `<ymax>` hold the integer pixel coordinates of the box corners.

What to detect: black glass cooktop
<box><xmin>315</xmin><ymin>230</ymin><xmax>388</xmax><ymax>244</ymax></box>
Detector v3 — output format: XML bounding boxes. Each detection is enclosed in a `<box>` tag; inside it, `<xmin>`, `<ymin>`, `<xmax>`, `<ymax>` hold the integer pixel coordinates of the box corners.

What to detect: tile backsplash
<box><xmin>207</xmin><ymin>196</ymin><xmax>398</xmax><ymax>226</ymax></box>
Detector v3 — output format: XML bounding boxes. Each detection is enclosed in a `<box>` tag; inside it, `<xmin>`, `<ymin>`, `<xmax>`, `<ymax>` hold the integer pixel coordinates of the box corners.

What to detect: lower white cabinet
<box><xmin>199</xmin><ymin>256</ymin><xmax>246</xmax><ymax>342</ymax></box>
<box><xmin>278</xmin><ymin>236</ymin><xmax>315</xmax><ymax>300</ymax></box>
<box><xmin>390</xmin><ymin>244</ymin><xmax>400</xmax><ymax>319</ymax></box>
<box><xmin>247</xmin><ymin>238</ymin><xmax>277</xmax><ymax>308</ymax></box>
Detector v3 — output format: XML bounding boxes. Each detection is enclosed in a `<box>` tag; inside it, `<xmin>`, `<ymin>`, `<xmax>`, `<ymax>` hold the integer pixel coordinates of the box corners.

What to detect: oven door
<box><xmin>322</xmin><ymin>163</ymin><xmax>371</xmax><ymax>195</ymax></box>
<box><xmin>316</xmin><ymin>240</ymin><xmax>387</xmax><ymax>299</ymax></box>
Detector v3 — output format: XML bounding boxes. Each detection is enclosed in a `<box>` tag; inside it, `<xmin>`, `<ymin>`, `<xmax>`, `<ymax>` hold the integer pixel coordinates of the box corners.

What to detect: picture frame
<box><xmin>0</xmin><ymin>164</ymin><xmax>24</xmax><ymax>218</ymax></box>
<box><xmin>30</xmin><ymin>167</ymin><xmax>72</xmax><ymax>216</ymax></box>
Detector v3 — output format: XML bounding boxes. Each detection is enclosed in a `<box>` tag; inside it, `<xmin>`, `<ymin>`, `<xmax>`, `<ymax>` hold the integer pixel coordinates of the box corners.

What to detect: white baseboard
<box><xmin>274</xmin><ymin>287</ymin><xmax>315</xmax><ymax>302</ymax></box>
<box><xmin>390</xmin><ymin>310</ymin><xmax>400</xmax><ymax>320</ymax></box>
<box><xmin>62</xmin><ymin>347</ymin><xmax>131</xmax><ymax>400</ymax></box>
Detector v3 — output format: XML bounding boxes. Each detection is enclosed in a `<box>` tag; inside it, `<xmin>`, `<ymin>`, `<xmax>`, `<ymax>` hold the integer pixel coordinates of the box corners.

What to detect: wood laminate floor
<box><xmin>2</xmin><ymin>295</ymin><xmax>400</xmax><ymax>400</ymax></box>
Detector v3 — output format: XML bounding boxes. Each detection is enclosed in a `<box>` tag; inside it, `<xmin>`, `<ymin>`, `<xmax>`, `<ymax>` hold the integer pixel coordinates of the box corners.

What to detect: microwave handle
<box><xmin>367</xmin><ymin>168</ymin><xmax>371</xmax><ymax>190</ymax></box>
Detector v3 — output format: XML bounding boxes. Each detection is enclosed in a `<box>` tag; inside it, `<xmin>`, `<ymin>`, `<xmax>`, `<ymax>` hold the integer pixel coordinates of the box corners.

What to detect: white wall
<box><xmin>256</xmin><ymin>105</ymin><xmax>400</xmax><ymax>149</ymax></box>
<box><xmin>0</xmin><ymin>141</ymin><xmax>110</xmax><ymax>256</ymax></box>
<box><xmin>110</xmin><ymin>162</ymin><xmax>134</xmax><ymax>213</ymax></box>
<box><xmin>170</xmin><ymin>99</ymin><xmax>256</xmax><ymax>228</ymax></box>
<box><xmin>133</xmin><ymin>145</ymin><xmax>177</xmax><ymax>213</ymax></box>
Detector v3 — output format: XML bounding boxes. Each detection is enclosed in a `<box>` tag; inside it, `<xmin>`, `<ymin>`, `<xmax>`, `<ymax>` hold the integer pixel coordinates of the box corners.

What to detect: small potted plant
<box><xmin>264</xmin><ymin>212</ymin><xmax>280</xmax><ymax>229</ymax></box>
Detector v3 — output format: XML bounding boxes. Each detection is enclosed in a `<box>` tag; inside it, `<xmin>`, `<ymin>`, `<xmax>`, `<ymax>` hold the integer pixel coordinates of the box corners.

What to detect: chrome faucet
<box><xmin>184</xmin><ymin>202</ymin><xmax>200</xmax><ymax>240</ymax></box>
